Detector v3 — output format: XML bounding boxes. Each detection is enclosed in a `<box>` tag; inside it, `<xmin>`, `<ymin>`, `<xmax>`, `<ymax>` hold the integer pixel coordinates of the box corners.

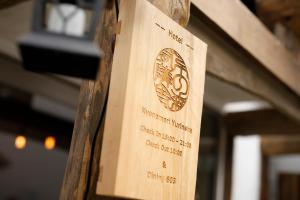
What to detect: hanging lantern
<box><xmin>19</xmin><ymin>0</ymin><xmax>106</xmax><ymax>79</ymax></box>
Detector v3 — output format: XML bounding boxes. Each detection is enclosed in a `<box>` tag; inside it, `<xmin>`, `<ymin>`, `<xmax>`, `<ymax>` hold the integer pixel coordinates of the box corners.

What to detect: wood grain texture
<box><xmin>60</xmin><ymin>0</ymin><xmax>191</xmax><ymax>199</ymax></box>
<box><xmin>96</xmin><ymin>0</ymin><xmax>206</xmax><ymax>199</ymax></box>
<box><xmin>192</xmin><ymin>0</ymin><xmax>300</xmax><ymax>96</ymax></box>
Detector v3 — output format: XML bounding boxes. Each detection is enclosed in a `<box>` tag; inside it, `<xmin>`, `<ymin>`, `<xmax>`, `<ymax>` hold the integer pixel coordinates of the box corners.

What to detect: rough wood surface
<box><xmin>60</xmin><ymin>0</ymin><xmax>191</xmax><ymax>199</ymax></box>
<box><xmin>59</xmin><ymin>2</ymin><xmax>117</xmax><ymax>199</ymax></box>
<box><xmin>148</xmin><ymin>0</ymin><xmax>190</xmax><ymax>26</ymax></box>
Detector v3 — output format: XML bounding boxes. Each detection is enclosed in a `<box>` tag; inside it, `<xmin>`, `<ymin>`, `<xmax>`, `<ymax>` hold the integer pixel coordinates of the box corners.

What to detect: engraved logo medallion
<box><xmin>154</xmin><ymin>48</ymin><xmax>190</xmax><ymax>112</ymax></box>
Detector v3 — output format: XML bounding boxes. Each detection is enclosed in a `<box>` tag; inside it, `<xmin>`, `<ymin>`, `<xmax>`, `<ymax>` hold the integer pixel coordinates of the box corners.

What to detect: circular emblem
<box><xmin>153</xmin><ymin>48</ymin><xmax>190</xmax><ymax>112</ymax></box>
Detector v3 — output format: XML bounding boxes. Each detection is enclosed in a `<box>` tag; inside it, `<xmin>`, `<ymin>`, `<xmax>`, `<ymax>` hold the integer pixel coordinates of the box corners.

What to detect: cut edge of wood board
<box><xmin>96</xmin><ymin>0</ymin><xmax>137</xmax><ymax>196</ymax></box>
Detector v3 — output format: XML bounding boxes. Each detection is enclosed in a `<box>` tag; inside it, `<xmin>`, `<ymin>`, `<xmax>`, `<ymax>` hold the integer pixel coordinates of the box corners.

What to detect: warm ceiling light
<box><xmin>44</xmin><ymin>136</ymin><xmax>56</xmax><ymax>150</ymax></box>
<box><xmin>15</xmin><ymin>135</ymin><xmax>26</xmax><ymax>149</ymax></box>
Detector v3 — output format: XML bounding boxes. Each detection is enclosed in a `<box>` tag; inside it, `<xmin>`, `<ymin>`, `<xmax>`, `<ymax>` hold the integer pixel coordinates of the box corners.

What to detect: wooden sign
<box><xmin>96</xmin><ymin>0</ymin><xmax>207</xmax><ymax>199</ymax></box>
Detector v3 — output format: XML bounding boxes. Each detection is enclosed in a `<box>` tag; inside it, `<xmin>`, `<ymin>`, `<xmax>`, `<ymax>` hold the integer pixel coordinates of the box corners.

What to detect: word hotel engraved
<box><xmin>168</xmin><ymin>30</ymin><xmax>183</xmax><ymax>44</ymax></box>
<box><xmin>153</xmin><ymin>48</ymin><xmax>190</xmax><ymax>112</ymax></box>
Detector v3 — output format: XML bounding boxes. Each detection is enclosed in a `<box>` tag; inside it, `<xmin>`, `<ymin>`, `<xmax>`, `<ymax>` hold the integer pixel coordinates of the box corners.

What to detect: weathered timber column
<box><xmin>60</xmin><ymin>1</ymin><xmax>190</xmax><ymax>199</ymax></box>
<box><xmin>149</xmin><ymin>0</ymin><xmax>190</xmax><ymax>26</ymax></box>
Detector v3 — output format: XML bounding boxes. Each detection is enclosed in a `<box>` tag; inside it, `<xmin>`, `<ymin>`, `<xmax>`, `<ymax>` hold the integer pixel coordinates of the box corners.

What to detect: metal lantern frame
<box><xmin>19</xmin><ymin>0</ymin><xmax>106</xmax><ymax>79</ymax></box>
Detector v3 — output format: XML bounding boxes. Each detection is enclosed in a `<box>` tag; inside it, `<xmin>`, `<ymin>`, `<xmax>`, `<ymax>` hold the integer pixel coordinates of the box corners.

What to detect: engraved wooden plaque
<box><xmin>96</xmin><ymin>0</ymin><xmax>207</xmax><ymax>199</ymax></box>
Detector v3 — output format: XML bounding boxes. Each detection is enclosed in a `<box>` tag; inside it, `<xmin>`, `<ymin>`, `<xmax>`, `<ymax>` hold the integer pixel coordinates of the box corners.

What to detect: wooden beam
<box><xmin>192</xmin><ymin>0</ymin><xmax>300</xmax><ymax>96</ymax></box>
<box><xmin>261</xmin><ymin>135</ymin><xmax>300</xmax><ymax>156</ymax></box>
<box><xmin>273</xmin><ymin>23</ymin><xmax>300</xmax><ymax>64</ymax></box>
<box><xmin>224</xmin><ymin>109</ymin><xmax>300</xmax><ymax>135</ymax></box>
<box><xmin>188</xmin><ymin>9</ymin><xmax>300</xmax><ymax>124</ymax></box>
<box><xmin>60</xmin><ymin>1</ymin><xmax>191</xmax><ymax>199</ymax></box>
<box><xmin>59</xmin><ymin>2</ymin><xmax>118</xmax><ymax>199</ymax></box>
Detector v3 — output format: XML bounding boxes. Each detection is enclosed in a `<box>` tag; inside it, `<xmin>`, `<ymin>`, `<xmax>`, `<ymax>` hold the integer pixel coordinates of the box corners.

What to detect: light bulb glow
<box><xmin>15</xmin><ymin>135</ymin><xmax>26</xmax><ymax>149</ymax></box>
<box><xmin>44</xmin><ymin>136</ymin><xmax>56</xmax><ymax>150</ymax></box>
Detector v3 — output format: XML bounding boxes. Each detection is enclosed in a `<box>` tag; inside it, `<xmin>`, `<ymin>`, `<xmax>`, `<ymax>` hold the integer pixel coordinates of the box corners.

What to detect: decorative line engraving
<box><xmin>186</xmin><ymin>44</ymin><xmax>194</xmax><ymax>51</ymax></box>
<box><xmin>153</xmin><ymin>48</ymin><xmax>190</xmax><ymax>112</ymax></box>
<box><xmin>155</xmin><ymin>22</ymin><xmax>166</xmax><ymax>31</ymax></box>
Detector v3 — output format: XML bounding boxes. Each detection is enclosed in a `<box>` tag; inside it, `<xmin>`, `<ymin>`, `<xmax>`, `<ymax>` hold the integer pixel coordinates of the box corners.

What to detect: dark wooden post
<box><xmin>60</xmin><ymin>1</ymin><xmax>191</xmax><ymax>199</ymax></box>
